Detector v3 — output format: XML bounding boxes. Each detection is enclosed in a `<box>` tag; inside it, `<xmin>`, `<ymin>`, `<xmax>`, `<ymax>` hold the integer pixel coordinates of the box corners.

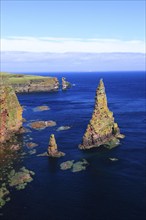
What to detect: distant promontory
<box><xmin>1</xmin><ymin>72</ymin><xmax>59</xmax><ymax>93</ymax></box>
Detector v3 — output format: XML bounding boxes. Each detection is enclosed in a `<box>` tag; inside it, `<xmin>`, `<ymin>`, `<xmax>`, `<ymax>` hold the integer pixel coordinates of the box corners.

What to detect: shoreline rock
<box><xmin>79</xmin><ymin>79</ymin><xmax>124</xmax><ymax>150</ymax></box>
<box><xmin>26</xmin><ymin>142</ymin><xmax>38</xmax><ymax>148</ymax></box>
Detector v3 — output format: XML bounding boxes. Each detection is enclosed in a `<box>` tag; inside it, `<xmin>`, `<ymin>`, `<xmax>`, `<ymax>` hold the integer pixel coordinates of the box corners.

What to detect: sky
<box><xmin>1</xmin><ymin>0</ymin><xmax>146</xmax><ymax>72</ymax></box>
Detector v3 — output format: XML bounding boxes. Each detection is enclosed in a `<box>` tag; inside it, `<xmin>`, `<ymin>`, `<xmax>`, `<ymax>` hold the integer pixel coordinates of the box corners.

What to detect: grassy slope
<box><xmin>0</xmin><ymin>72</ymin><xmax>53</xmax><ymax>84</ymax></box>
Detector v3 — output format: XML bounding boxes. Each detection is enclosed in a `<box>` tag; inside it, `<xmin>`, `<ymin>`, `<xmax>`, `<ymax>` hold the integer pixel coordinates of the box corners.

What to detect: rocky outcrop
<box><xmin>0</xmin><ymin>83</ymin><xmax>23</xmax><ymax>143</ymax></box>
<box><xmin>62</xmin><ymin>77</ymin><xmax>71</xmax><ymax>90</ymax></box>
<box><xmin>47</xmin><ymin>134</ymin><xmax>65</xmax><ymax>157</ymax></box>
<box><xmin>79</xmin><ymin>79</ymin><xmax>124</xmax><ymax>150</ymax></box>
<box><xmin>1</xmin><ymin>72</ymin><xmax>59</xmax><ymax>93</ymax></box>
<box><xmin>29</xmin><ymin>120</ymin><xmax>56</xmax><ymax>130</ymax></box>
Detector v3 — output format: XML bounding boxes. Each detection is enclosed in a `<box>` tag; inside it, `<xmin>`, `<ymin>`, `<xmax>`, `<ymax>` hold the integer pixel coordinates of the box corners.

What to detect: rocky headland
<box><xmin>1</xmin><ymin>72</ymin><xmax>59</xmax><ymax>93</ymax></box>
<box><xmin>79</xmin><ymin>79</ymin><xmax>124</xmax><ymax>150</ymax></box>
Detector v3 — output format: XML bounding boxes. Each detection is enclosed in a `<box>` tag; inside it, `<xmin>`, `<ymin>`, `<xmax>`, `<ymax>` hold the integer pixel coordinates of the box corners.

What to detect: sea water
<box><xmin>1</xmin><ymin>71</ymin><xmax>146</xmax><ymax>220</ymax></box>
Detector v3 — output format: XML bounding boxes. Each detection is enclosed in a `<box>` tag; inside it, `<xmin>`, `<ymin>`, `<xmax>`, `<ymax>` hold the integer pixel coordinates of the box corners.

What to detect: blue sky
<box><xmin>1</xmin><ymin>0</ymin><xmax>146</xmax><ymax>72</ymax></box>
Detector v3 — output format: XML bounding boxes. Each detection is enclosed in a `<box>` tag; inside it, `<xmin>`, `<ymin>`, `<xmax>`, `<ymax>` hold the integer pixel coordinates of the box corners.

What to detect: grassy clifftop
<box><xmin>0</xmin><ymin>72</ymin><xmax>59</xmax><ymax>93</ymax></box>
<box><xmin>1</xmin><ymin>72</ymin><xmax>55</xmax><ymax>84</ymax></box>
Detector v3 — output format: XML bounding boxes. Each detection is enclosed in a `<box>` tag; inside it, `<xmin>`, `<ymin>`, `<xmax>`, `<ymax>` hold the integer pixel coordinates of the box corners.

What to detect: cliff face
<box><xmin>79</xmin><ymin>79</ymin><xmax>124</xmax><ymax>149</ymax></box>
<box><xmin>12</xmin><ymin>78</ymin><xmax>59</xmax><ymax>93</ymax></box>
<box><xmin>0</xmin><ymin>83</ymin><xmax>23</xmax><ymax>143</ymax></box>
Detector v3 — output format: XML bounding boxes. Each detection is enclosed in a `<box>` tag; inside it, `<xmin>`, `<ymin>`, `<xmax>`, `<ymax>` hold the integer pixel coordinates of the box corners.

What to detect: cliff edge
<box><xmin>1</xmin><ymin>72</ymin><xmax>59</xmax><ymax>93</ymax></box>
<box><xmin>79</xmin><ymin>79</ymin><xmax>124</xmax><ymax>150</ymax></box>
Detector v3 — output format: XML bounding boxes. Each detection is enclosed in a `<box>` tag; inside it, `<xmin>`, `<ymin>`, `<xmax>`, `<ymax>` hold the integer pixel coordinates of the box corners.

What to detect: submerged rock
<box><xmin>56</xmin><ymin>126</ymin><xmax>71</xmax><ymax>131</ymax></box>
<box><xmin>79</xmin><ymin>79</ymin><xmax>124</xmax><ymax>150</ymax></box>
<box><xmin>60</xmin><ymin>159</ymin><xmax>89</xmax><ymax>172</ymax></box>
<box><xmin>8</xmin><ymin>167</ymin><xmax>35</xmax><ymax>190</ymax></box>
<box><xmin>47</xmin><ymin>134</ymin><xmax>65</xmax><ymax>157</ymax></box>
<box><xmin>0</xmin><ymin>166</ymin><xmax>35</xmax><ymax>208</ymax></box>
<box><xmin>109</xmin><ymin>157</ymin><xmax>119</xmax><ymax>161</ymax></box>
<box><xmin>26</xmin><ymin>142</ymin><xmax>38</xmax><ymax>148</ymax></box>
<box><xmin>28</xmin><ymin>149</ymin><xmax>36</xmax><ymax>155</ymax></box>
<box><xmin>33</xmin><ymin>106</ymin><xmax>50</xmax><ymax>112</ymax></box>
<box><xmin>29</xmin><ymin>120</ymin><xmax>56</xmax><ymax>130</ymax></box>
<box><xmin>60</xmin><ymin>160</ymin><xmax>74</xmax><ymax>170</ymax></box>
<box><xmin>62</xmin><ymin>77</ymin><xmax>71</xmax><ymax>90</ymax></box>
<box><xmin>0</xmin><ymin>184</ymin><xmax>10</xmax><ymax>208</ymax></box>
<box><xmin>37</xmin><ymin>152</ymin><xmax>48</xmax><ymax>157</ymax></box>
<box><xmin>72</xmin><ymin>159</ymin><xmax>89</xmax><ymax>172</ymax></box>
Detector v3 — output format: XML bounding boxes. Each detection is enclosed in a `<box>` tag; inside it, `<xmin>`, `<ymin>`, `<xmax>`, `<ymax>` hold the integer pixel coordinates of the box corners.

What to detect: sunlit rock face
<box><xmin>79</xmin><ymin>79</ymin><xmax>124</xmax><ymax>150</ymax></box>
<box><xmin>47</xmin><ymin>134</ymin><xmax>65</xmax><ymax>157</ymax></box>
<box><xmin>13</xmin><ymin>77</ymin><xmax>59</xmax><ymax>93</ymax></box>
<box><xmin>0</xmin><ymin>83</ymin><xmax>22</xmax><ymax>144</ymax></box>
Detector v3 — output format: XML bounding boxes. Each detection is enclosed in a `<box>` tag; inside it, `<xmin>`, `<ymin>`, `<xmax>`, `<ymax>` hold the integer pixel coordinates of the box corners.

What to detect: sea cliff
<box><xmin>79</xmin><ymin>79</ymin><xmax>124</xmax><ymax>149</ymax></box>
<box><xmin>0</xmin><ymin>80</ymin><xmax>23</xmax><ymax>143</ymax></box>
<box><xmin>1</xmin><ymin>72</ymin><xmax>59</xmax><ymax>93</ymax></box>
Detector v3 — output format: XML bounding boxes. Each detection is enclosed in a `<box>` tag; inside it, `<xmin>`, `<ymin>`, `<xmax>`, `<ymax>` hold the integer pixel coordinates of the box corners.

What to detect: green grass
<box><xmin>0</xmin><ymin>72</ymin><xmax>53</xmax><ymax>84</ymax></box>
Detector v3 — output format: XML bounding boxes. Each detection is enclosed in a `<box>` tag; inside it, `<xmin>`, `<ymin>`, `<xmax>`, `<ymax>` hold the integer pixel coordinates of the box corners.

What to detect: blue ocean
<box><xmin>1</xmin><ymin>71</ymin><xmax>146</xmax><ymax>220</ymax></box>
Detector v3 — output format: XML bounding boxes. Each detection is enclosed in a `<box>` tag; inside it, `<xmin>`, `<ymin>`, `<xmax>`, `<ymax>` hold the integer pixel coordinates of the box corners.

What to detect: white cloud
<box><xmin>1</xmin><ymin>37</ymin><xmax>145</xmax><ymax>53</ymax></box>
<box><xmin>1</xmin><ymin>51</ymin><xmax>145</xmax><ymax>72</ymax></box>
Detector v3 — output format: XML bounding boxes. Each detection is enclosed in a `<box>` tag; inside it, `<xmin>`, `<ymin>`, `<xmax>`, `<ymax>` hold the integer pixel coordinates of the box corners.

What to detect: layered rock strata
<box><xmin>79</xmin><ymin>79</ymin><xmax>124</xmax><ymax>149</ymax></box>
<box><xmin>47</xmin><ymin>134</ymin><xmax>65</xmax><ymax>157</ymax></box>
<box><xmin>13</xmin><ymin>78</ymin><xmax>59</xmax><ymax>93</ymax></box>
<box><xmin>0</xmin><ymin>83</ymin><xmax>23</xmax><ymax>143</ymax></box>
<box><xmin>62</xmin><ymin>77</ymin><xmax>71</xmax><ymax>90</ymax></box>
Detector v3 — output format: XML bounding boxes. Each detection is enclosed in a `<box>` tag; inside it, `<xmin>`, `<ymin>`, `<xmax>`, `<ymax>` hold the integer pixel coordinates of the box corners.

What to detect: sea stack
<box><xmin>62</xmin><ymin>77</ymin><xmax>71</xmax><ymax>90</ymax></box>
<box><xmin>79</xmin><ymin>79</ymin><xmax>124</xmax><ymax>150</ymax></box>
<box><xmin>47</xmin><ymin>134</ymin><xmax>65</xmax><ymax>157</ymax></box>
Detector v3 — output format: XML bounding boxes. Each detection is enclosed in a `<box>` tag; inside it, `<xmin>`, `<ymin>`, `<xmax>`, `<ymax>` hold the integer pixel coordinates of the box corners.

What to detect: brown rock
<box><xmin>79</xmin><ymin>79</ymin><xmax>124</xmax><ymax>149</ymax></box>
<box><xmin>26</xmin><ymin>142</ymin><xmax>38</xmax><ymax>148</ymax></box>
<box><xmin>19</xmin><ymin>127</ymin><xmax>31</xmax><ymax>134</ymax></box>
<box><xmin>29</xmin><ymin>120</ymin><xmax>56</xmax><ymax>130</ymax></box>
<box><xmin>47</xmin><ymin>134</ymin><xmax>65</xmax><ymax>157</ymax></box>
